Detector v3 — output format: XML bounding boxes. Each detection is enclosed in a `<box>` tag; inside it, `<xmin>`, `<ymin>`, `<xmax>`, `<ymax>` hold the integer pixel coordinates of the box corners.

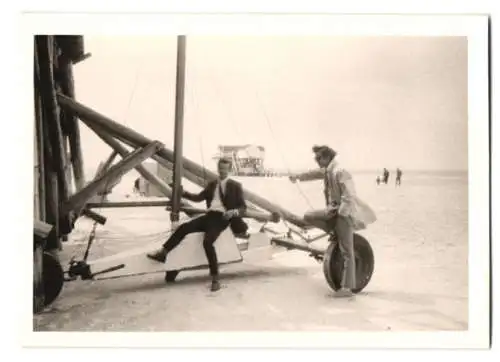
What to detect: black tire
<box><xmin>42</xmin><ymin>252</ymin><xmax>64</xmax><ymax>307</ymax></box>
<box><xmin>323</xmin><ymin>233</ymin><xmax>374</xmax><ymax>294</ymax></box>
<box><xmin>33</xmin><ymin>246</ymin><xmax>45</xmax><ymax>314</ymax></box>
<box><xmin>165</xmin><ymin>270</ymin><xmax>179</xmax><ymax>283</ymax></box>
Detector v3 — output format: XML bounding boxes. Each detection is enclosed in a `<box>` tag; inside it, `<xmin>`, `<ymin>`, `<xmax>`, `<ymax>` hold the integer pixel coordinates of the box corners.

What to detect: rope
<box><xmin>200</xmin><ymin>68</ymin><xmax>315</xmax><ymax>235</ymax></box>
<box><xmin>71</xmin><ymin>60</ymin><xmax>143</xmax><ymax>261</ymax></box>
<box><xmin>253</xmin><ymin>89</ymin><xmax>315</xmax><ymax>211</ymax></box>
<box><xmin>207</xmin><ymin>73</ymin><xmax>254</xmax><ymax>166</ymax></box>
<box><xmin>122</xmin><ymin>60</ymin><xmax>142</xmax><ymax>127</ymax></box>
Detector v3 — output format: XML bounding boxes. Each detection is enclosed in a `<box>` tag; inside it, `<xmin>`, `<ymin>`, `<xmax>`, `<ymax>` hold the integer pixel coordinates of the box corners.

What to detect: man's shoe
<box><xmin>146</xmin><ymin>248</ymin><xmax>167</xmax><ymax>263</ymax></box>
<box><xmin>335</xmin><ymin>288</ymin><xmax>354</xmax><ymax>298</ymax></box>
<box><xmin>210</xmin><ymin>280</ymin><xmax>221</xmax><ymax>292</ymax></box>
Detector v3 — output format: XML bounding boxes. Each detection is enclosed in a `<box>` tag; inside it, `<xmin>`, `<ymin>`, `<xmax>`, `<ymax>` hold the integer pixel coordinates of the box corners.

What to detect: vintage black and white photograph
<box><xmin>24</xmin><ymin>12</ymin><xmax>490</xmax><ymax>349</ymax></box>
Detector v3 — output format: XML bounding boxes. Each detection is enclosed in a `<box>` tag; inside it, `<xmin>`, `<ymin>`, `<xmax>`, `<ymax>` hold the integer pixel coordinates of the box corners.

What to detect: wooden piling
<box><xmin>57</xmin><ymin>53</ymin><xmax>86</xmax><ymax>192</ymax></box>
<box><xmin>33</xmin><ymin>82</ymin><xmax>45</xmax><ymax>313</ymax></box>
<box><xmin>36</xmin><ymin>36</ymin><xmax>73</xmax><ymax>235</ymax></box>
<box><xmin>40</xmin><ymin>96</ymin><xmax>61</xmax><ymax>252</ymax></box>
<box><xmin>34</xmin><ymin>84</ymin><xmax>46</xmax><ymax>221</ymax></box>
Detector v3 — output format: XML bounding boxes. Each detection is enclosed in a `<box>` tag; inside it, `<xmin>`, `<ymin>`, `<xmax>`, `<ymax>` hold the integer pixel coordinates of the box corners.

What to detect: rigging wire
<box><xmin>187</xmin><ymin>67</ymin><xmax>208</xmax><ymax>184</ymax></box>
<box><xmin>204</xmin><ymin>66</ymin><xmax>316</xmax><ymax>220</ymax></box>
<box><xmin>122</xmin><ymin>59</ymin><xmax>143</xmax><ymax>127</ymax></box>
<box><xmin>70</xmin><ymin>57</ymin><xmax>164</xmax><ymax>262</ymax></box>
<box><xmin>204</xmin><ymin>71</ymin><xmax>278</xmax><ymax>213</ymax></box>
<box><xmin>206</xmin><ymin>71</ymin><xmax>257</xmax><ymax>171</ymax></box>
<box><xmin>188</xmin><ymin>69</ymin><xmax>273</xmax><ymax>226</ymax></box>
<box><xmin>253</xmin><ymin>88</ymin><xmax>315</xmax><ymax>211</ymax></box>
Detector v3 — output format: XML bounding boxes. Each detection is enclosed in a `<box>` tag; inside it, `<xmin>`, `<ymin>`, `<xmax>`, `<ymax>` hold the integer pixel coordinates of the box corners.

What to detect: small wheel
<box><xmin>42</xmin><ymin>252</ymin><xmax>64</xmax><ymax>307</ymax></box>
<box><xmin>323</xmin><ymin>233</ymin><xmax>374</xmax><ymax>294</ymax></box>
<box><xmin>165</xmin><ymin>270</ymin><xmax>179</xmax><ymax>283</ymax></box>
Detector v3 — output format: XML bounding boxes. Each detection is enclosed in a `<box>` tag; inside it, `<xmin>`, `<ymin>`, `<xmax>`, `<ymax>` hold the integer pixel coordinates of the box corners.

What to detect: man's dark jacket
<box><xmin>181</xmin><ymin>179</ymin><xmax>249</xmax><ymax>235</ymax></box>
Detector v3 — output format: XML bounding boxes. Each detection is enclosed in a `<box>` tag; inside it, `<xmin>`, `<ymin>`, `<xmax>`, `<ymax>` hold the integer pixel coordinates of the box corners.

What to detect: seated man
<box><xmin>147</xmin><ymin>158</ymin><xmax>248</xmax><ymax>292</ymax></box>
<box><xmin>289</xmin><ymin>145</ymin><xmax>376</xmax><ymax>298</ymax></box>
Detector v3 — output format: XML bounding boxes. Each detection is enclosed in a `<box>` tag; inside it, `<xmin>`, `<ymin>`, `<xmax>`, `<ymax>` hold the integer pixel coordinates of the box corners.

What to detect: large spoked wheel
<box><xmin>42</xmin><ymin>252</ymin><xmax>65</xmax><ymax>307</ymax></box>
<box><xmin>322</xmin><ymin>233</ymin><xmax>374</xmax><ymax>294</ymax></box>
<box><xmin>165</xmin><ymin>270</ymin><xmax>180</xmax><ymax>283</ymax></box>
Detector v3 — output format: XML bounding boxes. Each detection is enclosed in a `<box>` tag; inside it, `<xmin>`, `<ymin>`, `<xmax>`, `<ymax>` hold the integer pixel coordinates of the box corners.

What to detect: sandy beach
<box><xmin>33</xmin><ymin>171</ymin><xmax>468</xmax><ymax>332</ymax></box>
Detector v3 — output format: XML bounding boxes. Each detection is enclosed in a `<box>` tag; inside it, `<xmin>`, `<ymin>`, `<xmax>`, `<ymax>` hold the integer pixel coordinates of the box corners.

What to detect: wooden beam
<box><xmin>58</xmin><ymin>56</ymin><xmax>86</xmax><ymax>192</ymax></box>
<box><xmin>34</xmin><ymin>219</ymin><xmax>54</xmax><ymax>239</ymax></box>
<box><xmin>94</xmin><ymin>151</ymin><xmax>119</xmax><ymax>196</ymax></box>
<box><xmin>86</xmin><ymin>200</ymin><xmax>171</xmax><ymax>209</ymax></box>
<box><xmin>88</xmin><ymin>124</ymin><xmax>178</xmax><ymax>199</ymax></box>
<box><xmin>152</xmin><ymin>154</ymin><xmax>213</xmax><ymax>188</ymax></box>
<box><xmin>57</xmin><ymin>94</ymin><xmax>308</xmax><ymax>228</ymax></box>
<box><xmin>36</xmin><ymin>36</ymin><xmax>70</xmax><ymax>204</ymax></box>
<box><xmin>44</xmin><ymin>172</ymin><xmax>62</xmax><ymax>250</ymax></box>
<box><xmin>270</xmin><ymin>237</ymin><xmax>325</xmax><ymax>257</ymax></box>
<box><xmin>167</xmin><ymin>206</ymin><xmax>281</xmax><ymax>224</ymax></box>
<box><xmin>95</xmin><ymin>151</ymin><xmax>118</xmax><ymax>178</ymax></box>
<box><xmin>170</xmin><ymin>35</ymin><xmax>187</xmax><ymax>223</ymax></box>
<box><xmin>61</xmin><ymin>141</ymin><xmax>163</xmax><ymax>214</ymax></box>
<box><xmin>81</xmin><ymin>208</ymin><xmax>107</xmax><ymax>225</ymax></box>
<box><xmin>73</xmin><ymin>53</ymin><xmax>92</xmax><ymax>64</ymax></box>
<box><xmin>55</xmin><ymin>35</ymin><xmax>89</xmax><ymax>64</ymax></box>
<box><xmin>87</xmin><ymin>124</ymin><xmax>198</xmax><ymax>215</ymax></box>
<box><xmin>34</xmin><ymin>47</ymin><xmax>47</xmax><ymax>222</ymax></box>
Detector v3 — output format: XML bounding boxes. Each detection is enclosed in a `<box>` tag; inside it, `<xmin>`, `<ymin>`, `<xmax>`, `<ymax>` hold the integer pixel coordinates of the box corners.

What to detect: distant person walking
<box><xmin>396</xmin><ymin>168</ymin><xmax>403</xmax><ymax>186</ymax></box>
<box><xmin>376</xmin><ymin>176</ymin><xmax>381</xmax><ymax>185</ymax></box>
<box><xmin>383</xmin><ymin>168</ymin><xmax>390</xmax><ymax>184</ymax></box>
<box><xmin>133</xmin><ymin>177</ymin><xmax>141</xmax><ymax>194</ymax></box>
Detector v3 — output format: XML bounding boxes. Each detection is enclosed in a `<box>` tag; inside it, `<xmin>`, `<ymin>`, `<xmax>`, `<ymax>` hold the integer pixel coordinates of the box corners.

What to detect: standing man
<box><xmin>396</xmin><ymin>168</ymin><xmax>403</xmax><ymax>186</ymax></box>
<box><xmin>289</xmin><ymin>145</ymin><xmax>376</xmax><ymax>298</ymax></box>
<box><xmin>383</xmin><ymin>168</ymin><xmax>390</xmax><ymax>184</ymax></box>
<box><xmin>147</xmin><ymin>158</ymin><xmax>248</xmax><ymax>292</ymax></box>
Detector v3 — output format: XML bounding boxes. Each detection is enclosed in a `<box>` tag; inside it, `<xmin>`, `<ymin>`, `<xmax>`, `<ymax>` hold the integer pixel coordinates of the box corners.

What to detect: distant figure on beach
<box><xmin>147</xmin><ymin>158</ymin><xmax>248</xmax><ymax>292</ymax></box>
<box><xmin>133</xmin><ymin>178</ymin><xmax>140</xmax><ymax>193</ymax></box>
<box><xmin>383</xmin><ymin>168</ymin><xmax>390</xmax><ymax>184</ymax></box>
<box><xmin>376</xmin><ymin>176</ymin><xmax>381</xmax><ymax>185</ymax></box>
<box><xmin>396</xmin><ymin>168</ymin><xmax>403</xmax><ymax>186</ymax></box>
<box><xmin>289</xmin><ymin>145</ymin><xmax>377</xmax><ymax>298</ymax></box>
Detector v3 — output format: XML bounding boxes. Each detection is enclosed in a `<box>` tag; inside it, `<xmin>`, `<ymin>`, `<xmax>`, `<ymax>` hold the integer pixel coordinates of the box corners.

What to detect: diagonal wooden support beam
<box><xmin>87</xmin><ymin>123</ymin><xmax>197</xmax><ymax>214</ymax></box>
<box><xmin>61</xmin><ymin>141</ymin><xmax>163</xmax><ymax>214</ymax></box>
<box><xmin>95</xmin><ymin>151</ymin><xmax>118</xmax><ymax>178</ymax></box>
<box><xmin>90</xmin><ymin>124</ymin><xmax>174</xmax><ymax>198</ymax></box>
<box><xmin>34</xmin><ymin>219</ymin><xmax>54</xmax><ymax>240</ymax></box>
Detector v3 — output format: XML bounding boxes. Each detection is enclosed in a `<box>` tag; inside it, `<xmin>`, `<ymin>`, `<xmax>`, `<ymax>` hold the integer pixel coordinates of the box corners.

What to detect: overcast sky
<box><xmin>72</xmin><ymin>35</ymin><xmax>468</xmax><ymax>173</ymax></box>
